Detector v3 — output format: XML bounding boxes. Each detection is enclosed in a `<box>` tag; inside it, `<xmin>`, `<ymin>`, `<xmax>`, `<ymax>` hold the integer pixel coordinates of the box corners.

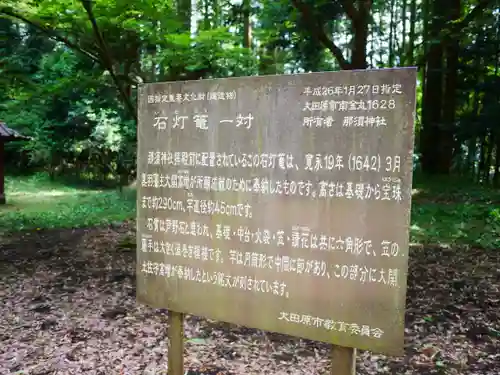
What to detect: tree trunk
<box><xmin>369</xmin><ymin>23</ymin><xmax>374</xmax><ymax>67</ymax></box>
<box><xmin>212</xmin><ymin>0</ymin><xmax>220</xmax><ymax>28</ymax></box>
<box><xmin>478</xmin><ymin>135</ymin><xmax>486</xmax><ymax>183</ymax></box>
<box><xmin>407</xmin><ymin>0</ymin><xmax>416</xmax><ymax>65</ymax></box>
<box><xmin>177</xmin><ymin>0</ymin><xmax>192</xmax><ymax>32</ymax></box>
<box><xmin>440</xmin><ymin>0</ymin><xmax>461</xmax><ymax>174</ymax></box>
<box><xmin>388</xmin><ymin>0</ymin><xmax>396</xmax><ymax>67</ymax></box>
<box><xmin>243</xmin><ymin>0</ymin><xmax>252</xmax><ymax>49</ymax></box>
<box><xmin>484</xmin><ymin>132</ymin><xmax>493</xmax><ymax>184</ymax></box>
<box><xmin>377</xmin><ymin>3</ymin><xmax>384</xmax><ymax>65</ymax></box>
<box><xmin>494</xmin><ymin>136</ymin><xmax>500</xmax><ymax>187</ymax></box>
<box><xmin>400</xmin><ymin>0</ymin><xmax>407</xmax><ymax>66</ymax></box>
<box><xmin>350</xmin><ymin>0</ymin><xmax>371</xmax><ymax>69</ymax></box>
<box><xmin>492</xmin><ymin>11</ymin><xmax>500</xmax><ymax>186</ymax></box>
<box><xmin>420</xmin><ymin>0</ymin><xmax>451</xmax><ymax>175</ymax></box>
<box><xmin>203</xmin><ymin>0</ymin><xmax>211</xmax><ymax>30</ymax></box>
<box><xmin>291</xmin><ymin>0</ymin><xmax>371</xmax><ymax>70</ymax></box>
<box><xmin>467</xmin><ymin>137</ymin><xmax>477</xmax><ymax>178</ymax></box>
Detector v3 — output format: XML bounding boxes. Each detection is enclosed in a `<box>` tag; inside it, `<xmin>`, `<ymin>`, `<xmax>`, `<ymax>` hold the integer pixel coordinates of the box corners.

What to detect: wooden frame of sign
<box><xmin>136</xmin><ymin>68</ymin><xmax>417</xmax><ymax>375</ymax></box>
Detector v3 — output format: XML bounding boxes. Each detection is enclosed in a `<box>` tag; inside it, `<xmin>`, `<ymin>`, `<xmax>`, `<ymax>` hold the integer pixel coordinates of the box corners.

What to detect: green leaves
<box><xmin>0</xmin><ymin>174</ymin><xmax>136</xmax><ymax>233</ymax></box>
<box><xmin>411</xmin><ymin>177</ymin><xmax>500</xmax><ymax>249</ymax></box>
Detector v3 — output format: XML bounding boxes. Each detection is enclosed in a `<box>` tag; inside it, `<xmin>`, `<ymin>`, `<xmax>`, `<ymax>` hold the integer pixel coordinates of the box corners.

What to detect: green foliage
<box><xmin>410</xmin><ymin>176</ymin><xmax>500</xmax><ymax>249</ymax></box>
<box><xmin>0</xmin><ymin>173</ymin><xmax>135</xmax><ymax>233</ymax></box>
<box><xmin>1</xmin><ymin>0</ymin><xmax>500</xmax><ymax>247</ymax></box>
<box><xmin>2</xmin><ymin>173</ymin><xmax>499</xmax><ymax>250</ymax></box>
<box><xmin>1</xmin><ymin>0</ymin><xmax>264</xmax><ymax>186</ymax></box>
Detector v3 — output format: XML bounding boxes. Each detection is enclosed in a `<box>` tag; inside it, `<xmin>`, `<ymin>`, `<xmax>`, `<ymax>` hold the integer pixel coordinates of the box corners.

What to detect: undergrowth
<box><xmin>1</xmin><ymin>173</ymin><xmax>499</xmax><ymax>248</ymax></box>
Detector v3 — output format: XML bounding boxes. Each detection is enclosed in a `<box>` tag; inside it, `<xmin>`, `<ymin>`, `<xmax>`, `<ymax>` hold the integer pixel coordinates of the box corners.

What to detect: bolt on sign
<box><xmin>136</xmin><ymin>68</ymin><xmax>417</xmax><ymax>356</ymax></box>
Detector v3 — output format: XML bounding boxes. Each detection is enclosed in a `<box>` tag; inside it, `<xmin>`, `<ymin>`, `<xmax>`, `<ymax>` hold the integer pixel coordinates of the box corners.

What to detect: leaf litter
<box><xmin>0</xmin><ymin>223</ymin><xmax>499</xmax><ymax>374</ymax></box>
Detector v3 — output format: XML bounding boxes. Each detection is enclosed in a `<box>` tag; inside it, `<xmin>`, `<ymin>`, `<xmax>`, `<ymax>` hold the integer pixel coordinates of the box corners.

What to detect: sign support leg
<box><xmin>331</xmin><ymin>345</ymin><xmax>356</xmax><ymax>375</ymax></box>
<box><xmin>168</xmin><ymin>310</ymin><xmax>184</xmax><ymax>375</ymax></box>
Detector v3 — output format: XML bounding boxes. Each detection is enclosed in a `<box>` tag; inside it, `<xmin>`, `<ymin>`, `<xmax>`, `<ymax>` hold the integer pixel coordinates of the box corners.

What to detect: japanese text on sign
<box><xmin>136</xmin><ymin>68</ymin><xmax>417</xmax><ymax>356</ymax></box>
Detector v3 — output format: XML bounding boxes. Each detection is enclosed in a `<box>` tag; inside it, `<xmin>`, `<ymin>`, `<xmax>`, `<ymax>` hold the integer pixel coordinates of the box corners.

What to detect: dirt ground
<box><xmin>0</xmin><ymin>223</ymin><xmax>499</xmax><ymax>375</ymax></box>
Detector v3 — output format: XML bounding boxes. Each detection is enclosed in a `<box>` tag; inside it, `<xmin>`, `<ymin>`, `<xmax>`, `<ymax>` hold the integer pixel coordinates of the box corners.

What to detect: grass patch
<box><xmin>410</xmin><ymin>175</ymin><xmax>500</xmax><ymax>248</ymax></box>
<box><xmin>1</xmin><ymin>173</ymin><xmax>499</xmax><ymax>248</ymax></box>
<box><xmin>0</xmin><ymin>173</ymin><xmax>136</xmax><ymax>233</ymax></box>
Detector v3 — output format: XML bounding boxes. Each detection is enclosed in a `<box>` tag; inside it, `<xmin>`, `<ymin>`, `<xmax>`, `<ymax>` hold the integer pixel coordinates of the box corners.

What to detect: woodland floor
<box><xmin>0</xmin><ymin>223</ymin><xmax>499</xmax><ymax>375</ymax></box>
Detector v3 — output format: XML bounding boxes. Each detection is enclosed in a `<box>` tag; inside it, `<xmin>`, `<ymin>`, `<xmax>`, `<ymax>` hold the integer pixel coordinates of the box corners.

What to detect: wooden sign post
<box><xmin>167</xmin><ymin>311</ymin><xmax>184</xmax><ymax>375</ymax></box>
<box><xmin>166</xmin><ymin>316</ymin><xmax>356</xmax><ymax>375</ymax></box>
<box><xmin>137</xmin><ymin>68</ymin><xmax>417</xmax><ymax>374</ymax></box>
<box><xmin>331</xmin><ymin>345</ymin><xmax>356</xmax><ymax>375</ymax></box>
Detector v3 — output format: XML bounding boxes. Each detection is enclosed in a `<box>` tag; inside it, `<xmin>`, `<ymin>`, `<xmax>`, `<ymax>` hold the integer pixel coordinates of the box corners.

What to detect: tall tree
<box><xmin>291</xmin><ymin>0</ymin><xmax>372</xmax><ymax>70</ymax></box>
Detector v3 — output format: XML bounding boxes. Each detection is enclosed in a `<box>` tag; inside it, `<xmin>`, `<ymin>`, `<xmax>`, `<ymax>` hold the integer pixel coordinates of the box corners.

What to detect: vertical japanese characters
<box><xmin>136</xmin><ymin>69</ymin><xmax>416</xmax><ymax>356</ymax></box>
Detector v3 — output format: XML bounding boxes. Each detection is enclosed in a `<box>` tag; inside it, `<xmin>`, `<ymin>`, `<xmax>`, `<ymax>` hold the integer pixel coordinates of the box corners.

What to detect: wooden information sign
<box><xmin>136</xmin><ymin>68</ymin><xmax>417</xmax><ymax>372</ymax></box>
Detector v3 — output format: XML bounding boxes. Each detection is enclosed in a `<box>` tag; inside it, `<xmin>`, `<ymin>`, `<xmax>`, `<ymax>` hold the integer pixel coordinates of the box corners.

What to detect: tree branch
<box><xmin>417</xmin><ymin>0</ymin><xmax>494</xmax><ymax>67</ymax></box>
<box><xmin>80</xmin><ymin>0</ymin><xmax>137</xmax><ymax>122</ymax></box>
<box><xmin>291</xmin><ymin>0</ymin><xmax>351</xmax><ymax>70</ymax></box>
<box><xmin>0</xmin><ymin>7</ymin><xmax>100</xmax><ymax>64</ymax></box>
<box><xmin>339</xmin><ymin>0</ymin><xmax>359</xmax><ymax>23</ymax></box>
<box><xmin>450</xmin><ymin>0</ymin><xmax>493</xmax><ymax>34</ymax></box>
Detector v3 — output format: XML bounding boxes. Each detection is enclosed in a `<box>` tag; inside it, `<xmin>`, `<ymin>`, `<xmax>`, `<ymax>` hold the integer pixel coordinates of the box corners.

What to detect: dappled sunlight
<box><xmin>8</xmin><ymin>189</ymin><xmax>100</xmax><ymax>199</ymax></box>
<box><xmin>1</xmin><ymin>0</ymin><xmax>499</xmax><ymax>372</ymax></box>
<box><xmin>410</xmin><ymin>223</ymin><xmax>424</xmax><ymax>234</ymax></box>
<box><xmin>0</xmin><ymin>174</ymin><xmax>136</xmax><ymax>233</ymax></box>
<box><xmin>3</xmin><ymin>173</ymin><xmax>499</xmax><ymax>248</ymax></box>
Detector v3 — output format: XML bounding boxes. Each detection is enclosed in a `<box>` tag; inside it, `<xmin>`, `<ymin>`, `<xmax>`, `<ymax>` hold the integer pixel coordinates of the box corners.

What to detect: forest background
<box><xmin>0</xmin><ymin>0</ymin><xmax>499</xmax><ymax>247</ymax></box>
